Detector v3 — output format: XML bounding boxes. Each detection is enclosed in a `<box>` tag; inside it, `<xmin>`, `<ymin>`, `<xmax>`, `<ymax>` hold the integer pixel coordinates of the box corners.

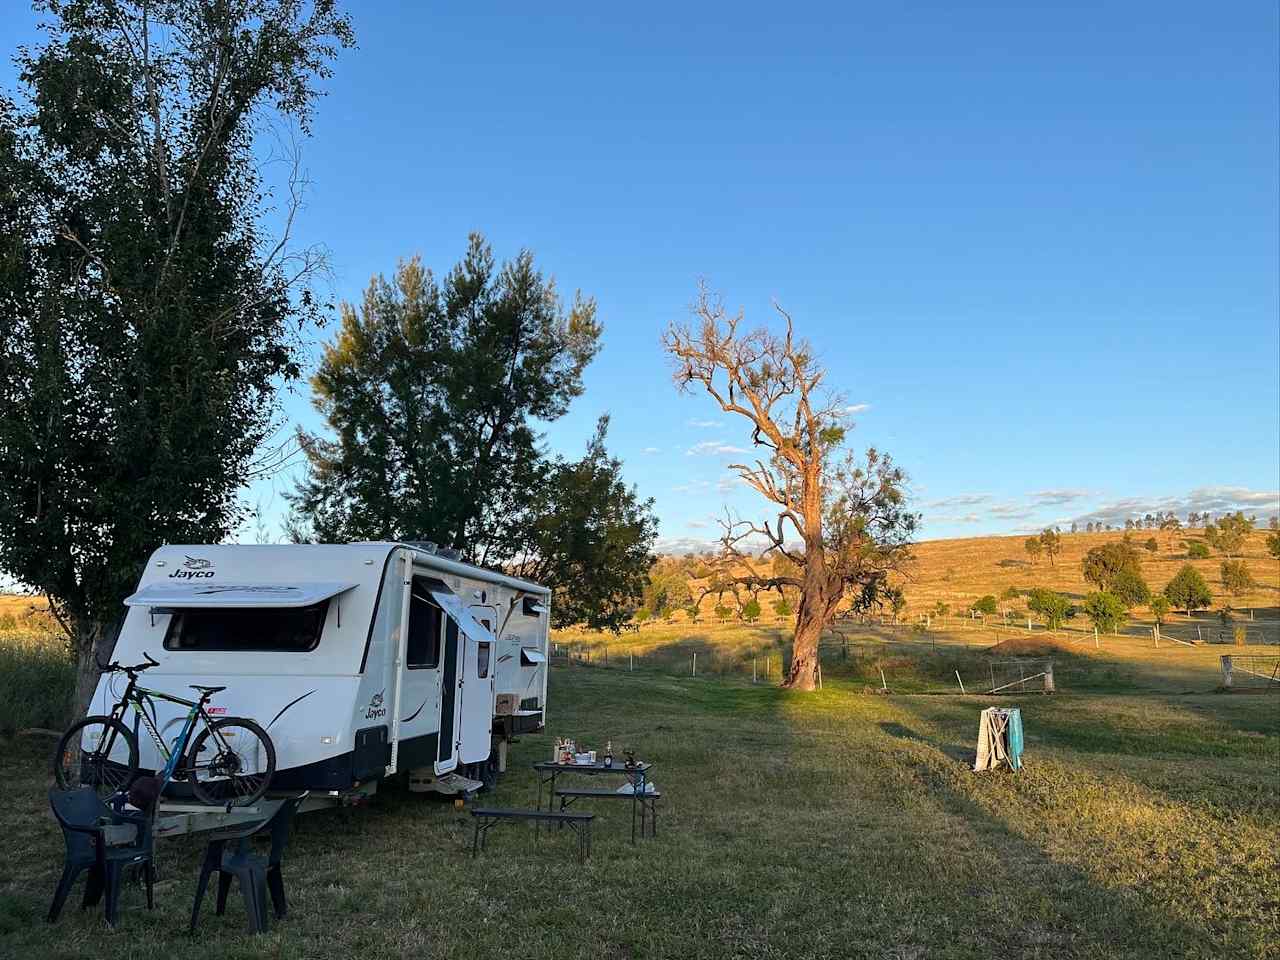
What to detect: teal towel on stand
<box><xmin>1005</xmin><ymin>708</ymin><xmax>1024</xmax><ymax>770</ymax></box>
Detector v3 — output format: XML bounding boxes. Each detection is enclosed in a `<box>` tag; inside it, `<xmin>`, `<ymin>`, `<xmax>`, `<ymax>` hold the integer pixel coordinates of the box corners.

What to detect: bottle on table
<box><xmin>604</xmin><ymin>740</ymin><xmax>613</xmax><ymax>767</ymax></box>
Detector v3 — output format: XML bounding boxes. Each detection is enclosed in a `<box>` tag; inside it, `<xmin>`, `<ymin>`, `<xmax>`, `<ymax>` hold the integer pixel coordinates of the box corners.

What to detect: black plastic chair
<box><xmin>47</xmin><ymin>788</ymin><xmax>155</xmax><ymax>928</ymax></box>
<box><xmin>190</xmin><ymin>799</ymin><xmax>297</xmax><ymax>935</ymax></box>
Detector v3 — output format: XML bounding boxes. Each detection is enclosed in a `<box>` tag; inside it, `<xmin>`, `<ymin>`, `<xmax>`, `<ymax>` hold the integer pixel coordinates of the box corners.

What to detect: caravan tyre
<box><xmin>53</xmin><ymin>717</ymin><xmax>139</xmax><ymax>800</ymax></box>
<box><xmin>187</xmin><ymin>718</ymin><xmax>277</xmax><ymax>807</ymax></box>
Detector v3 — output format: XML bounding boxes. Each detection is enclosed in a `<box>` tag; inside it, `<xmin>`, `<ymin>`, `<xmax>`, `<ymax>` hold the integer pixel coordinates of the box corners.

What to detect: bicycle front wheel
<box><xmin>187</xmin><ymin>718</ymin><xmax>276</xmax><ymax>806</ymax></box>
<box><xmin>53</xmin><ymin>716</ymin><xmax>139</xmax><ymax>800</ymax></box>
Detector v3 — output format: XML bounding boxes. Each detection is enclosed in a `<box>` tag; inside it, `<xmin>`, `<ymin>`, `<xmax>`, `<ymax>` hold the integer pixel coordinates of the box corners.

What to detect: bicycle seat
<box><xmin>189</xmin><ymin>684</ymin><xmax>226</xmax><ymax>694</ymax></box>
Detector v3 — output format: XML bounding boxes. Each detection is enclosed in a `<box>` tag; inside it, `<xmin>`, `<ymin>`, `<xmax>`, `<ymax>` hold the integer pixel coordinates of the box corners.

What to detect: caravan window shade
<box><xmin>163</xmin><ymin>601</ymin><xmax>328</xmax><ymax>653</ymax></box>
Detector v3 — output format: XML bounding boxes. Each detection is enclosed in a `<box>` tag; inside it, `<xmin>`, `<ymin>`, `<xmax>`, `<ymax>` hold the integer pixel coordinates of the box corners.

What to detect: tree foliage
<box><xmin>505</xmin><ymin>417</ymin><xmax>658</xmax><ymax>632</ymax></box>
<box><xmin>1110</xmin><ymin>567</ymin><xmax>1151</xmax><ymax>608</ymax></box>
<box><xmin>663</xmin><ymin>285</ymin><xmax>916</xmax><ymax>690</ymax></box>
<box><xmin>0</xmin><ymin>0</ymin><xmax>354</xmax><ymax>718</ymax></box>
<box><xmin>1185</xmin><ymin>540</ymin><xmax>1211</xmax><ymax>560</ymax></box>
<box><xmin>1082</xmin><ymin>592</ymin><xmax>1126</xmax><ymax>634</ymax></box>
<box><xmin>971</xmin><ymin>595</ymin><xmax>998</xmax><ymax>616</ymax></box>
<box><xmin>1023</xmin><ymin>537</ymin><xmax>1043</xmax><ymax>564</ymax></box>
<box><xmin>1027</xmin><ymin>588</ymin><xmax>1074</xmax><ymax>629</ymax></box>
<box><xmin>1081</xmin><ymin>540</ymin><xmax>1142</xmax><ymax>592</ymax></box>
<box><xmin>1164</xmin><ymin>564</ymin><xmax>1212</xmax><ymax>615</ymax></box>
<box><xmin>1204</xmin><ymin>511</ymin><xmax>1253</xmax><ymax>558</ymax></box>
<box><xmin>1148</xmin><ymin>595</ymin><xmax>1171</xmax><ymax>624</ymax></box>
<box><xmin>1219</xmin><ymin>560</ymin><xmax>1255</xmax><ymax>598</ymax></box>
<box><xmin>1038</xmin><ymin>528</ymin><xmax>1061</xmax><ymax>565</ymax></box>
<box><xmin>290</xmin><ymin>238</ymin><xmax>602</xmax><ymax>556</ymax></box>
<box><xmin>1268</xmin><ymin>531</ymin><xmax>1280</xmax><ymax>560</ymax></box>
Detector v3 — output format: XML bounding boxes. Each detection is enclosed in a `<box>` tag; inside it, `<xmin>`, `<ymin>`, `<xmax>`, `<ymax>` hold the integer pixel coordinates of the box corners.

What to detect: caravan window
<box><xmin>407</xmin><ymin>592</ymin><xmax>443</xmax><ymax>669</ymax></box>
<box><xmin>163</xmin><ymin>602</ymin><xmax>328</xmax><ymax>653</ymax></box>
<box><xmin>477</xmin><ymin>642</ymin><xmax>491</xmax><ymax>679</ymax></box>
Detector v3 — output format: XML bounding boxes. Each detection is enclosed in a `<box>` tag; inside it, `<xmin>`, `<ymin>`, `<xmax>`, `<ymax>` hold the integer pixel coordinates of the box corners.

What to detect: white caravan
<box><xmin>93</xmin><ymin>542</ymin><xmax>551</xmax><ymax>796</ymax></box>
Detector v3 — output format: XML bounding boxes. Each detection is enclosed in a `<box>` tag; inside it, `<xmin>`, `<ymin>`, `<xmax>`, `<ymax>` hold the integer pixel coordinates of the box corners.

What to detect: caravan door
<box><xmin>434</xmin><ymin>617</ymin><xmax>462</xmax><ymax>775</ymax></box>
<box><xmin>459</xmin><ymin>606</ymin><xmax>497</xmax><ymax>763</ymax></box>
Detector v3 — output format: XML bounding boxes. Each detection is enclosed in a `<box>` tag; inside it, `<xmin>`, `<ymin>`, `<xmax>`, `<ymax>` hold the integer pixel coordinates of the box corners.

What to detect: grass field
<box><xmin>0</xmin><ymin>633</ymin><xmax>1276</xmax><ymax>959</ymax></box>
<box><xmin>0</xmin><ymin>530</ymin><xmax>1276</xmax><ymax>958</ymax></box>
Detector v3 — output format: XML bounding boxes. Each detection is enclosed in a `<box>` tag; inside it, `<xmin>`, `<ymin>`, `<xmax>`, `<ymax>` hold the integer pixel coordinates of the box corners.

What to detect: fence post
<box><xmin>692</xmin><ymin>652</ymin><xmax>697</xmax><ymax>677</ymax></box>
<box><xmin>753</xmin><ymin>658</ymin><xmax>757</xmax><ymax>684</ymax></box>
<box><xmin>955</xmin><ymin>670</ymin><xmax>966</xmax><ymax>694</ymax></box>
<box><xmin>1044</xmin><ymin>661</ymin><xmax>1056</xmax><ymax>693</ymax></box>
<box><xmin>1221</xmin><ymin>655</ymin><xmax>1233</xmax><ymax>688</ymax></box>
<box><xmin>629</xmin><ymin>653</ymin><xmax>633</xmax><ymax>672</ymax></box>
<box><xmin>604</xmin><ymin>645</ymin><xmax>608</xmax><ymax>666</ymax></box>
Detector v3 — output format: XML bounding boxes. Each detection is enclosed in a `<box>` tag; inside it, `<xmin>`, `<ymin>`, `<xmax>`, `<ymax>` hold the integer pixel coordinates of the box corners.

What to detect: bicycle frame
<box><xmin>104</xmin><ymin>673</ymin><xmax>225</xmax><ymax>789</ymax></box>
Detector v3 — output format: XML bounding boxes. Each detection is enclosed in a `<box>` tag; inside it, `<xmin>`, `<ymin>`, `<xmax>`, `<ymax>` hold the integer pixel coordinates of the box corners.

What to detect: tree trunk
<box><xmin>783</xmin><ymin>606</ymin><xmax>823</xmax><ymax>690</ymax></box>
<box><xmin>69</xmin><ymin>619</ymin><xmax>119</xmax><ymax>723</ymax></box>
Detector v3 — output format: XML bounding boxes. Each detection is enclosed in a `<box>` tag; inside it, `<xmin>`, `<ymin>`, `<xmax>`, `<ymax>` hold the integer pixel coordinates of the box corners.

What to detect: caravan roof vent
<box><xmin>406</xmin><ymin>541</ymin><xmax>438</xmax><ymax>554</ymax></box>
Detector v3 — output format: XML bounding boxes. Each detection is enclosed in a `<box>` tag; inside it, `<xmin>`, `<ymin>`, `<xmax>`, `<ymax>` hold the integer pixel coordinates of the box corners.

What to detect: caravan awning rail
<box><xmin>123</xmin><ymin>582</ymin><xmax>358</xmax><ymax>609</ymax></box>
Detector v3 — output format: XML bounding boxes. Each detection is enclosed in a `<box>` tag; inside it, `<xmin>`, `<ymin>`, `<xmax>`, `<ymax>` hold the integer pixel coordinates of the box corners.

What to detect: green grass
<box><xmin>0</xmin><ymin>629</ymin><xmax>73</xmax><ymax>733</ymax></box>
<box><xmin>0</xmin><ymin>634</ymin><xmax>1276</xmax><ymax>959</ymax></box>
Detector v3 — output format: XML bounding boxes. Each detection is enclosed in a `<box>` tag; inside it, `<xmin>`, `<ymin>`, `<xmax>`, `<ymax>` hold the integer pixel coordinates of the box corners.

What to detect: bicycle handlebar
<box><xmin>96</xmin><ymin>651</ymin><xmax>160</xmax><ymax>674</ymax></box>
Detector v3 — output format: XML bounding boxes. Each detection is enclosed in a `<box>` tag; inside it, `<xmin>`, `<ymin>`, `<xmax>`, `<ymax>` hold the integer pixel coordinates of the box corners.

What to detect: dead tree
<box><xmin>663</xmin><ymin>285</ymin><xmax>916</xmax><ymax>690</ymax></box>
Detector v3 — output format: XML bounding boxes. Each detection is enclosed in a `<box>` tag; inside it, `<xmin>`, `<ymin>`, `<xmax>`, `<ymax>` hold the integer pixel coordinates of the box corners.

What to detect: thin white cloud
<box><xmin>1029</xmin><ymin>488</ymin><xmax>1091</xmax><ymax>506</ymax></box>
<box><xmin>716</xmin><ymin>475</ymin><xmax>749</xmax><ymax>494</ymax></box>
<box><xmin>926</xmin><ymin>493</ymin><xmax>990</xmax><ymax>509</ymax></box>
<box><xmin>844</xmin><ymin>402</ymin><xmax>872</xmax><ymax>415</ymax></box>
<box><xmin>935</xmin><ymin>513</ymin><xmax>983</xmax><ymax>524</ymax></box>
<box><xmin>687</xmin><ymin>418</ymin><xmax>724</xmax><ymax>429</ymax></box>
<box><xmin>672</xmin><ymin>479</ymin><xmax>713</xmax><ymax>494</ymax></box>
<box><xmin>686</xmin><ymin>440</ymin><xmax>748</xmax><ymax>456</ymax></box>
<box><xmin>988</xmin><ymin>502</ymin><xmax>1034</xmax><ymax>521</ymax></box>
<box><xmin>641</xmin><ymin>446</ymin><xmax>661</xmax><ymax>454</ymax></box>
<box><xmin>1071</xmin><ymin>486</ymin><xmax>1279</xmax><ymax>528</ymax></box>
<box><xmin>687</xmin><ymin>519</ymin><xmax>711</xmax><ymax>530</ymax></box>
<box><xmin>654</xmin><ymin>536</ymin><xmax>716</xmax><ymax>556</ymax></box>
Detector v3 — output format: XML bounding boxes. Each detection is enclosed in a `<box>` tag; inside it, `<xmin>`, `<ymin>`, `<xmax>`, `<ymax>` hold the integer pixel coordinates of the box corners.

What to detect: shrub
<box><xmin>740</xmin><ymin>599</ymin><xmax>762</xmax><ymax>622</ymax></box>
<box><xmin>1220</xmin><ymin>560</ymin><xmax>1256</xmax><ymax>597</ymax></box>
<box><xmin>1268</xmin><ymin>531</ymin><xmax>1280</xmax><ymax>559</ymax></box>
<box><xmin>971</xmin><ymin>595</ymin><xmax>998</xmax><ymax>616</ymax></box>
<box><xmin>1164</xmin><ymin>565</ymin><xmax>1212</xmax><ymax>615</ymax></box>
<box><xmin>1027</xmin><ymin>588</ymin><xmax>1074</xmax><ymax>629</ymax></box>
<box><xmin>713</xmin><ymin>605</ymin><xmax>733</xmax><ymax>621</ymax></box>
<box><xmin>1144</xmin><ymin>537</ymin><xmax>1158</xmax><ymax>553</ymax></box>
<box><xmin>1149</xmin><ymin>596</ymin><xmax>1171</xmax><ymax>624</ymax></box>
<box><xmin>772</xmin><ymin>597</ymin><xmax>793</xmax><ymax>618</ymax></box>
<box><xmin>632</xmin><ymin>608</ymin><xmax>651</xmax><ymax>623</ymax></box>
<box><xmin>1185</xmin><ymin>540</ymin><xmax>1210</xmax><ymax>559</ymax></box>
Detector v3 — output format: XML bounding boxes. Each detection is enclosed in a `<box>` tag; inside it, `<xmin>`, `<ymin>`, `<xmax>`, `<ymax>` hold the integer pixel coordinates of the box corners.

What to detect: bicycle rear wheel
<box><xmin>53</xmin><ymin>717</ymin><xmax>139</xmax><ymax>800</ymax></box>
<box><xmin>187</xmin><ymin>718</ymin><xmax>276</xmax><ymax>806</ymax></box>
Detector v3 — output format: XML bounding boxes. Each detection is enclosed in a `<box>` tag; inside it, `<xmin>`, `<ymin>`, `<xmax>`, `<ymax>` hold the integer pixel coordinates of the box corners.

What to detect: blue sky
<box><xmin>4</xmin><ymin>2</ymin><xmax>1278</xmax><ymax>550</ymax></box>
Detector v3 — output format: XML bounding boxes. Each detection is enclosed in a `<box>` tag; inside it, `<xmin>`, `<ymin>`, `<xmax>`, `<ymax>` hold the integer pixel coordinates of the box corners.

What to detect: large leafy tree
<box><xmin>0</xmin><ymin>0</ymin><xmax>353</xmax><ymax>719</ymax></box>
<box><xmin>290</xmin><ymin>239</ymin><xmax>656</xmax><ymax>625</ymax></box>
<box><xmin>504</xmin><ymin>417</ymin><xmax>658</xmax><ymax>631</ymax></box>
<box><xmin>1081</xmin><ymin>540</ymin><xmax>1143</xmax><ymax>592</ymax></box>
<box><xmin>1164</xmin><ymin>564</ymin><xmax>1212</xmax><ymax>616</ymax></box>
<box><xmin>663</xmin><ymin>285</ymin><xmax>917</xmax><ymax>691</ymax></box>
<box><xmin>1204</xmin><ymin>511</ymin><xmax>1253</xmax><ymax>558</ymax></box>
<box><xmin>290</xmin><ymin>238</ymin><xmax>603</xmax><ymax>561</ymax></box>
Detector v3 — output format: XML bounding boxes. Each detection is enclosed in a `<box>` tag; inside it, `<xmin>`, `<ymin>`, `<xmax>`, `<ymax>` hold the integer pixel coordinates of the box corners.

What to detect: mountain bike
<box><xmin>53</xmin><ymin>653</ymin><xmax>276</xmax><ymax>807</ymax></box>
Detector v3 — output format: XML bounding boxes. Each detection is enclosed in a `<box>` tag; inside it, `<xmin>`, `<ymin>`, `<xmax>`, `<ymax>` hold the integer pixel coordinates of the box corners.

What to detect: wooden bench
<box><xmin>469</xmin><ymin>807</ymin><xmax>594</xmax><ymax>862</ymax></box>
<box><xmin>555</xmin><ymin>787</ymin><xmax>662</xmax><ymax>840</ymax></box>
